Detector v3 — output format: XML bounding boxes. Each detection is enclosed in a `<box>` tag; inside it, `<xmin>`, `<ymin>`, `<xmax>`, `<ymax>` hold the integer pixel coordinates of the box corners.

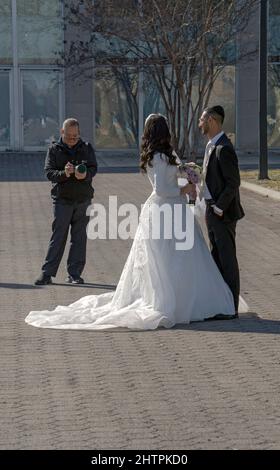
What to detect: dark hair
<box><xmin>140</xmin><ymin>114</ymin><xmax>177</xmax><ymax>173</ymax></box>
<box><xmin>204</xmin><ymin>105</ymin><xmax>225</xmax><ymax>124</ymax></box>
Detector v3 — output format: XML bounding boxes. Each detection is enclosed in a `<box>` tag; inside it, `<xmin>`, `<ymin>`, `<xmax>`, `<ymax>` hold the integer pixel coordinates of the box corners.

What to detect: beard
<box><xmin>201</xmin><ymin>123</ymin><xmax>209</xmax><ymax>135</ymax></box>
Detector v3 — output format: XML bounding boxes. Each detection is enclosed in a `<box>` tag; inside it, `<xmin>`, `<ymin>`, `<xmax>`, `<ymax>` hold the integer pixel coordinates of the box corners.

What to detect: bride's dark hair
<box><xmin>140</xmin><ymin>114</ymin><xmax>178</xmax><ymax>173</ymax></box>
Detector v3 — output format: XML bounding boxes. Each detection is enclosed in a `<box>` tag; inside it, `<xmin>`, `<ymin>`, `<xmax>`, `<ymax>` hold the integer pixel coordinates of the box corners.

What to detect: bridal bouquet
<box><xmin>179</xmin><ymin>162</ymin><xmax>202</xmax><ymax>204</ymax></box>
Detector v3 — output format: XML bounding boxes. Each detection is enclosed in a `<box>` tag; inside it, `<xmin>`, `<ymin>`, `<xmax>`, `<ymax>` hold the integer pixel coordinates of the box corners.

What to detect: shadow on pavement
<box><xmin>0</xmin><ymin>283</ymin><xmax>39</xmax><ymax>289</ymax></box>
<box><xmin>77</xmin><ymin>313</ymin><xmax>280</xmax><ymax>335</ymax></box>
<box><xmin>0</xmin><ymin>282</ymin><xmax>116</xmax><ymax>290</ymax></box>
<box><xmin>52</xmin><ymin>282</ymin><xmax>117</xmax><ymax>290</ymax></box>
<box><xmin>173</xmin><ymin>314</ymin><xmax>280</xmax><ymax>335</ymax></box>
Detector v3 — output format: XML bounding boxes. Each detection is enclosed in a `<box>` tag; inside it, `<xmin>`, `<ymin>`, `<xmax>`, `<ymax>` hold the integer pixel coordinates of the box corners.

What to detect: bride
<box><xmin>26</xmin><ymin>114</ymin><xmax>240</xmax><ymax>330</ymax></box>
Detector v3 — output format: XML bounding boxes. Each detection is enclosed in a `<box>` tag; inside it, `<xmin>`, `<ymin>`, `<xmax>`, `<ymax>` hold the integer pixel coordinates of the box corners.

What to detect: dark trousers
<box><xmin>206</xmin><ymin>207</ymin><xmax>240</xmax><ymax>311</ymax></box>
<box><xmin>42</xmin><ymin>199</ymin><xmax>91</xmax><ymax>278</ymax></box>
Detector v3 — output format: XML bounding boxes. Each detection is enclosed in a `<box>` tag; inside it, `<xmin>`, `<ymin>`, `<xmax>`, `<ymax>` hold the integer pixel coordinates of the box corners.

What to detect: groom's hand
<box><xmin>211</xmin><ymin>204</ymin><xmax>223</xmax><ymax>217</ymax></box>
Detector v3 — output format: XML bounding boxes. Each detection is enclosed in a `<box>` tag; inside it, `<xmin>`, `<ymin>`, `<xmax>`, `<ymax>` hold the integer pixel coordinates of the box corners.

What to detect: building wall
<box><xmin>64</xmin><ymin>4</ymin><xmax>94</xmax><ymax>144</ymax></box>
<box><xmin>236</xmin><ymin>6</ymin><xmax>259</xmax><ymax>152</ymax></box>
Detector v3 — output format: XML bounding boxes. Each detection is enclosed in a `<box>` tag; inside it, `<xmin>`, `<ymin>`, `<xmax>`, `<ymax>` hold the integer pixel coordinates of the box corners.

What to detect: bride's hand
<box><xmin>180</xmin><ymin>183</ymin><xmax>196</xmax><ymax>196</ymax></box>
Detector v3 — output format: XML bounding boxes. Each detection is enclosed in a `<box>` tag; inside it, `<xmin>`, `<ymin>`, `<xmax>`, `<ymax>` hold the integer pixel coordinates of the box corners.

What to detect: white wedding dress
<box><xmin>26</xmin><ymin>153</ymin><xmax>240</xmax><ymax>330</ymax></box>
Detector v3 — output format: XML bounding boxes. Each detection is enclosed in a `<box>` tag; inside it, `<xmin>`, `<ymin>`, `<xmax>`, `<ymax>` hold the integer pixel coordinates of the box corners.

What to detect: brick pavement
<box><xmin>0</xmin><ymin>155</ymin><xmax>280</xmax><ymax>450</ymax></box>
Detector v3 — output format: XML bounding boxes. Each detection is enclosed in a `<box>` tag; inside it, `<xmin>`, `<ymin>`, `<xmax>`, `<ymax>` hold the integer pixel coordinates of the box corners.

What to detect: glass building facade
<box><xmin>95</xmin><ymin>68</ymin><xmax>139</xmax><ymax>149</ymax></box>
<box><xmin>0</xmin><ymin>0</ymin><xmax>63</xmax><ymax>150</ymax></box>
<box><xmin>268</xmin><ymin>0</ymin><xmax>280</xmax><ymax>147</ymax></box>
<box><xmin>0</xmin><ymin>1</ymin><xmax>278</xmax><ymax>152</ymax></box>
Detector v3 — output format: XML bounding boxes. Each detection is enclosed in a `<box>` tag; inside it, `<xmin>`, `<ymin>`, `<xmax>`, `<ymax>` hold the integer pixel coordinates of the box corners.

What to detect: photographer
<box><xmin>35</xmin><ymin>118</ymin><xmax>98</xmax><ymax>285</ymax></box>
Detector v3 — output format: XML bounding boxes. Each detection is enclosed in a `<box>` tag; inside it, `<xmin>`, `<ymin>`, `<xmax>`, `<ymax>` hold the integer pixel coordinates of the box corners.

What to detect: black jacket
<box><xmin>45</xmin><ymin>138</ymin><xmax>98</xmax><ymax>202</ymax></box>
<box><xmin>206</xmin><ymin>133</ymin><xmax>245</xmax><ymax>222</ymax></box>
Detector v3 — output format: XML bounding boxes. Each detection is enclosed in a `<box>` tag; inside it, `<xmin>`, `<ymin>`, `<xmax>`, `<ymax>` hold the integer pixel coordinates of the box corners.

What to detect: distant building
<box><xmin>0</xmin><ymin>1</ymin><xmax>279</xmax><ymax>155</ymax></box>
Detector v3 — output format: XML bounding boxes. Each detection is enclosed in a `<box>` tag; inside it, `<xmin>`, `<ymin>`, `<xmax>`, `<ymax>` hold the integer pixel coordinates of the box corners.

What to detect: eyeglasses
<box><xmin>199</xmin><ymin>115</ymin><xmax>209</xmax><ymax>123</ymax></box>
<box><xmin>64</xmin><ymin>134</ymin><xmax>80</xmax><ymax>140</ymax></box>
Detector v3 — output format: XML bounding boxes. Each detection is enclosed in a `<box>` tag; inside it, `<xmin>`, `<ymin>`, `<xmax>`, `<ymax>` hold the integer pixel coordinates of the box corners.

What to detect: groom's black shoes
<box><xmin>206</xmin><ymin>313</ymin><xmax>239</xmax><ymax>321</ymax></box>
<box><xmin>34</xmin><ymin>273</ymin><xmax>52</xmax><ymax>285</ymax></box>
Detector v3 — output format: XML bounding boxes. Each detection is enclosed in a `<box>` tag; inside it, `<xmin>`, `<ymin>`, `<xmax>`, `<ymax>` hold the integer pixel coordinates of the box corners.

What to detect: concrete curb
<box><xmin>241</xmin><ymin>180</ymin><xmax>280</xmax><ymax>201</ymax></box>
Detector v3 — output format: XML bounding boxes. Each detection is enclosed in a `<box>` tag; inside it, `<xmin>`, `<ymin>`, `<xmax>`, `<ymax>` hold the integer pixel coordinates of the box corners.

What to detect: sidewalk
<box><xmin>1</xmin><ymin>149</ymin><xmax>280</xmax><ymax>173</ymax></box>
<box><xmin>96</xmin><ymin>150</ymin><xmax>280</xmax><ymax>171</ymax></box>
<box><xmin>1</xmin><ymin>157</ymin><xmax>280</xmax><ymax>450</ymax></box>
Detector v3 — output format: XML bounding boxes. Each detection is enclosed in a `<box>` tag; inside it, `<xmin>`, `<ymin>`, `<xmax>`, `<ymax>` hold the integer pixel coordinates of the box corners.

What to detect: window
<box><xmin>143</xmin><ymin>69</ymin><xmax>167</xmax><ymax>123</ymax></box>
<box><xmin>22</xmin><ymin>70</ymin><xmax>61</xmax><ymax>147</ymax></box>
<box><xmin>0</xmin><ymin>72</ymin><xmax>11</xmax><ymax>148</ymax></box>
<box><xmin>269</xmin><ymin>0</ymin><xmax>280</xmax><ymax>57</ymax></box>
<box><xmin>207</xmin><ymin>66</ymin><xmax>236</xmax><ymax>145</ymax></box>
<box><xmin>17</xmin><ymin>0</ymin><xmax>63</xmax><ymax>64</ymax></box>
<box><xmin>0</xmin><ymin>0</ymin><xmax>12</xmax><ymax>64</ymax></box>
<box><xmin>95</xmin><ymin>68</ymin><xmax>138</xmax><ymax>148</ymax></box>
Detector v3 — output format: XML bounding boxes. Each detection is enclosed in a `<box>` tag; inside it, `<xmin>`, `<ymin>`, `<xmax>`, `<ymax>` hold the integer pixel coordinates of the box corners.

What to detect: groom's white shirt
<box><xmin>201</xmin><ymin>131</ymin><xmax>224</xmax><ymax>216</ymax></box>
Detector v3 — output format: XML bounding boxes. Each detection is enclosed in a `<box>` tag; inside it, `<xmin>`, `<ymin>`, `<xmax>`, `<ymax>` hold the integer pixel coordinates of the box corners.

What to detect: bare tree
<box><xmin>62</xmin><ymin>0</ymin><xmax>258</xmax><ymax>159</ymax></box>
<box><xmin>267</xmin><ymin>63</ymin><xmax>280</xmax><ymax>148</ymax></box>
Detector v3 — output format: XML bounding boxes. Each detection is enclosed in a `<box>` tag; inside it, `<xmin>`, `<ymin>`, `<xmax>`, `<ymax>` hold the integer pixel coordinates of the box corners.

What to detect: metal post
<box><xmin>259</xmin><ymin>0</ymin><xmax>269</xmax><ymax>179</ymax></box>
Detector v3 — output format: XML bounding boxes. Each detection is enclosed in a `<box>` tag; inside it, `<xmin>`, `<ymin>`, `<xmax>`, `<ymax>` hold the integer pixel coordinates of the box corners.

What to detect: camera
<box><xmin>74</xmin><ymin>160</ymin><xmax>87</xmax><ymax>174</ymax></box>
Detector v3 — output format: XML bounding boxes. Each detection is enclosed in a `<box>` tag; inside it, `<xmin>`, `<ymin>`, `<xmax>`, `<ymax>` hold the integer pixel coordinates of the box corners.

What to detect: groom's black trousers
<box><xmin>206</xmin><ymin>207</ymin><xmax>240</xmax><ymax>311</ymax></box>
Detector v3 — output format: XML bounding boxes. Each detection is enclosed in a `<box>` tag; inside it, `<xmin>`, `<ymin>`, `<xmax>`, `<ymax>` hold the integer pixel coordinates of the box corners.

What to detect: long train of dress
<box><xmin>25</xmin><ymin>153</ymin><xmax>246</xmax><ymax>330</ymax></box>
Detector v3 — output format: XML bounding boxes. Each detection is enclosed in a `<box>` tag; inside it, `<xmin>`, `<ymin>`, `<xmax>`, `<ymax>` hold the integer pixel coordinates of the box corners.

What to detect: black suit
<box><xmin>205</xmin><ymin>133</ymin><xmax>244</xmax><ymax>311</ymax></box>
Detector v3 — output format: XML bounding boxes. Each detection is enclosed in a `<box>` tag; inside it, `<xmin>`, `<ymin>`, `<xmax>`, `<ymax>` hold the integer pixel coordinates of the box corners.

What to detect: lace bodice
<box><xmin>147</xmin><ymin>153</ymin><xmax>181</xmax><ymax>198</ymax></box>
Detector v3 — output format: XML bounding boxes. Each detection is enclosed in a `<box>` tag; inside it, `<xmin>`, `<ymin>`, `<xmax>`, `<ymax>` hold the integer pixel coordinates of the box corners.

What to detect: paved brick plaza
<box><xmin>1</xmin><ymin>155</ymin><xmax>280</xmax><ymax>449</ymax></box>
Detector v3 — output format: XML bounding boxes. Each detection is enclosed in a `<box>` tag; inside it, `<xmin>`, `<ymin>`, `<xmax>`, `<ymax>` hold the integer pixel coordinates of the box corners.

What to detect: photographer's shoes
<box><xmin>34</xmin><ymin>274</ymin><xmax>85</xmax><ymax>285</ymax></box>
<box><xmin>66</xmin><ymin>275</ymin><xmax>84</xmax><ymax>284</ymax></box>
<box><xmin>34</xmin><ymin>273</ymin><xmax>52</xmax><ymax>285</ymax></box>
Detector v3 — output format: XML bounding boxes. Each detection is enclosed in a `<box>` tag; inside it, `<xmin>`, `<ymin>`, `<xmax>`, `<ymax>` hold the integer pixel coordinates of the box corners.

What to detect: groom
<box><xmin>198</xmin><ymin>105</ymin><xmax>244</xmax><ymax>318</ymax></box>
